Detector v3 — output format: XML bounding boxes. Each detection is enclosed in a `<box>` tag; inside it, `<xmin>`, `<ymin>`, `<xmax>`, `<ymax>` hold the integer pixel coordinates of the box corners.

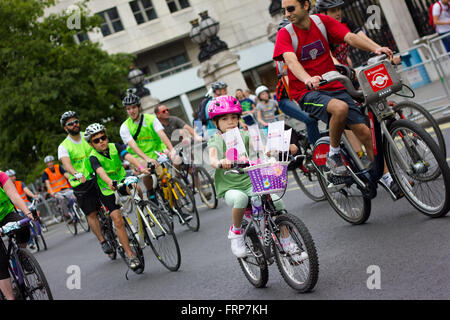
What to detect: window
<box><xmin>129</xmin><ymin>0</ymin><xmax>157</xmax><ymax>24</ymax></box>
<box><xmin>156</xmin><ymin>53</ymin><xmax>189</xmax><ymax>75</ymax></box>
<box><xmin>75</xmin><ymin>33</ymin><xmax>89</xmax><ymax>43</ymax></box>
<box><xmin>97</xmin><ymin>7</ymin><xmax>124</xmax><ymax>37</ymax></box>
<box><xmin>166</xmin><ymin>0</ymin><xmax>190</xmax><ymax>13</ymax></box>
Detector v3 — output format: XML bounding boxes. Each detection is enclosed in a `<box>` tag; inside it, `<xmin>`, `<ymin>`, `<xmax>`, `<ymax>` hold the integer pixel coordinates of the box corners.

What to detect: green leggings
<box><xmin>224</xmin><ymin>186</ymin><xmax>285</xmax><ymax>210</ymax></box>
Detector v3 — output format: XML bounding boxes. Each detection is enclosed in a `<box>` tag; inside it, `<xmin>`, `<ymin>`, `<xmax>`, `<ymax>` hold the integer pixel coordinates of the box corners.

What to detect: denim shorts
<box><xmin>298</xmin><ymin>90</ymin><xmax>365</xmax><ymax>125</ymax></box>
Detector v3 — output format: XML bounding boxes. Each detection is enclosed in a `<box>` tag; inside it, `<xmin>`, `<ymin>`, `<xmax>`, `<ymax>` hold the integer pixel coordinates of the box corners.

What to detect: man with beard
<box><xmin>58</xmin><ymin>111</ymin><xmax>113</xmax><ymax>255</ymax></box>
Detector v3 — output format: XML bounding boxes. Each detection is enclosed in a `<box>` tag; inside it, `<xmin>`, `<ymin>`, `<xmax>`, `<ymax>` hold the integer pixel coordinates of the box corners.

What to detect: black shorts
<box><xmin>98</xmin><ymin>185</ymin><xmax>128</xmax><ymax>213</ymax></box>
<box><xmin>299</xmin><ymin>90</ymin><xmax>366</xmax><ymax>125</ymax></box>
<box><xmin>0</xmin><ymin>211</ymin><xmax>31</xmax><ymax>280</ymax></box>
<box><xmin>73</xmin><ymin>179</ymin><xmax>102</xmax><ymax>216</ymax></box>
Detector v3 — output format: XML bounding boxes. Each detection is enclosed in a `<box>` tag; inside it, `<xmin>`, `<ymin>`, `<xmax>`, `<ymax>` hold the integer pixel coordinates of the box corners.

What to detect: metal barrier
<box><xmin>28</xmin><ymin>184</ymin><xmax>60</xmax><ymax>223</ymax></box>
<box><xmin>394</xmin><ymin>39</ymin><xmax>450</xmax><ymax>114</ymax></box>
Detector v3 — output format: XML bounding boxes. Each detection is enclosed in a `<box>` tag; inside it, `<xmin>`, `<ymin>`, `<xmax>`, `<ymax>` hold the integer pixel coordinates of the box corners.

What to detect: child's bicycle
<box><xmin>112</xmin><ymin>175</ymin><xmax>181</xmax><ymax>272</ymax></box>
<box><xmin>311</xmin><ymin>55</ymin><xmax>450</xmax><ymax>224</ymax></box>
<box><xmin>0</xmin><ymin>218</ymin><xmax>53</xmax><ymax>300</ymax></box>
<box><xmin>222</xmin><ymin>160</ymin><xmax>319</xmax><ymax>292</ymax></box>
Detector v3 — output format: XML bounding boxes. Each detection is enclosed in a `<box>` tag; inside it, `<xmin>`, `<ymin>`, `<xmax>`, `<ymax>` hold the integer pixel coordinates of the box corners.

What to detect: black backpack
<box><xmin>197</xmin><ymin>96</ymin><xmax>212</xmax><ymax>126</ymax></box>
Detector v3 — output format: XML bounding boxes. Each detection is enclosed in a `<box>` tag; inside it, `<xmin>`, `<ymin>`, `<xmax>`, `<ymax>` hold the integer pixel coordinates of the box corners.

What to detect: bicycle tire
<box><xmin>273</xmin><ymin>213</ymin><xmax>319</xmax><ymax>292</ymax></box>
<box><xmin>39</xmin><ymin>219</ymin><xmax>48</xmax><ymax>233</ymax></box>
<box><xmin>100</xmin><ymin>217</ymin><xmax>117</xmax><ymax>260</ymax></box>
<box><xmin>291</xmin><ymin>162</ymin><xmax>326</xmax><ymax>202</ymax></box>
<box><xmin>393</xmin><ymin>101</ymin><xmax>446</xmax><ymax>158</ymax></box>
<box><xmin>66</xmin><ymin>218</ymin><xmax>77</xmax><ymax>235</ymax></box>
<box><xmin>172</xmin><ymin>177</ymin><xmax>200</xmax><ymax>232</ymax></box>
<box><xmin>73</xmin><ymin>203</ymin><xmax>89</xmax><ymax>232</ymax></box>
<box><xmin>195</xmin><ymin>166</ymin><xmax>218</xmax><ymax>209</ymax></box>
<box><xmin>385</xmin><ymin>119</ymin><xmax>450</xmax><ymax>217</ymax></box>
<box><xmin>237</xmin><ymin>224</ymin><xmax>269</xmax><ymax>288</ymax></box>
<box><xmin>140</xmin><ymin>201</ymin><xmax>181</xmax><ymax>271</ymax></box>
<box><xmin>17</xmin><ymin>248</ymin><xmax>53</xmax><ymax>300</ymax></box>
<box><xmin>154</xmin><ymin>190</ymin><xmax>174</xmax><ymax>230</ymax></box>
<box><xmin>38</xmin><ymin>233</ymin><xmax>47</xmax><ymax>251</ymax></box>
<box><xmin>30</xmin><ymin>235</ymin><xmax>40</xmax><ymax>253</ymax></box>
<box><xmin>124</xmin><ymin>220</ymin><xmax>145</xmax><ymax>274</ymax></box>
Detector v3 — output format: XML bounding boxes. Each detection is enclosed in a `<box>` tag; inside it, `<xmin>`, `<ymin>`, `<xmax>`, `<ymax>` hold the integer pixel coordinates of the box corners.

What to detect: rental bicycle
<box><xmin>0</xmin><ymin>218</ymin><xmax>53</xmax><ymax>300</ymax></box>
<box><xmin>113</xmin><ymin>175</ymin><xmax>181</xmax><ymax>272</ymax></box>
<box><xmin>312</xmin><ymin>56</ymin><xmax>450</xmax><ymax>224</ymax></box>
<box><xmin>223</xmin><ymin>161</ymin><xmax>319</xmax><ymax>292</ymax></box>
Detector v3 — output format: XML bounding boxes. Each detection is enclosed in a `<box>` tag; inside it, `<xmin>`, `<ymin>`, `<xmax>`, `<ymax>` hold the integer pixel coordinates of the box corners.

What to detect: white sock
<box><xmin>382</xmin><ymin>173</ymin><xmax>393</xmax><ymax>185</ymax></box>
<box><xmin>231</xmin><ymin>225</ymin><xmax>242</xmax><ymax>234</ymax></box>
<box><xmin>329</xmin><ymin>146</ymin><xmax>341</xmax><ymax>156</ymax></box>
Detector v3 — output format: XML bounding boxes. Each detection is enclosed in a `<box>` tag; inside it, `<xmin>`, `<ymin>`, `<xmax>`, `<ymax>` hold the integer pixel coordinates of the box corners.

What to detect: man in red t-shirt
<box><xmin>273</xmin><ymin>0</ymin><xmax>393</xmax><ymax>175</ymax></box>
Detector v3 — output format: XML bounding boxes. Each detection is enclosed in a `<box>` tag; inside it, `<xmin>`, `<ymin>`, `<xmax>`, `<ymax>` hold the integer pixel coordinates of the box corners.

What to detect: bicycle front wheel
<box><xmin>141</xmin><ymin>201</ymin><xmax>181</xmax><ymax>271</ymax></box>
<box><xmin>273</xmin><ymin>213</ymin><xmax>319</xmax><ymax>293</ymax></box>
<box><xmin>172</xmin><ymin>177</ymin><xmax>200</xmax><ymax>232</ymax></box>
<box><xmin>385</xmin><ymin>119</ymin><xmax>450</xmax><ymax>217</ymax></box>
<box><xmin>195</xmin><ymin>166</ymin><xmax>218</xmax><ymax>209</ymax></box>
<box><xmin>292</xmin><ymin>159</ymin><xmax>326</xmax><ymax>202</ymax></box>
<box><xmin>73</xmin><ymin>203</ymin><xmax>90</xmax><ymax>232</ymax></box>
<box><xmin>17</xmin><ymin>249</ymin><xmax>53</xmax><ymax>300</ymax></box>
<box><xmin>394</xmin><ymin>101</ymin><xmax>446</xmax><ymax>158</ymax></box>
<box><xmin>124</xmin><ymin>220</ymin><xmax>145</xmax><ymax>274</ymax></box>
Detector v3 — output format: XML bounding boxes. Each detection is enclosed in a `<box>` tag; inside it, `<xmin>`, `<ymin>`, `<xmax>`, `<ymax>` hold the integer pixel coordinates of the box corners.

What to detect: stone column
<box><xmin>378</xmin><ymin>0</ymin><xmax>419</xmax><ymax>51</ymax></box>
<box><xmin>197</xmin><ymin>50</ymin><xmax>248</xmax><ymax>96</ymax></box>
<box><xmin>267</xmin><ymin>0</ymin><xmax>283</xmax><ymax>43</ymax></box>
<box><xmin>141</xmin><ymin>94</ymin><xmax>160</xmax><ymax>114</ymax></box>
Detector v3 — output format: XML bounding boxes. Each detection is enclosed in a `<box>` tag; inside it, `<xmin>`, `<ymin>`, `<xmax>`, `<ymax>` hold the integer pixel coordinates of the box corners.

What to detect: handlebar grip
<box><xmin>306</xmin><ymin>80</ymin><xmax>328</xmax><ymax>90</ymax></box>
<box><xmin>112</xmin><ymin>180</ymin><xmax>118</xmax><ymax>188</ymax></box>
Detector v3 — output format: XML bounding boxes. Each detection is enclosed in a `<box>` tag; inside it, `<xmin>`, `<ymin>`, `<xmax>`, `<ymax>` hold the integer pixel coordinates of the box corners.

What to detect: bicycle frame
<box><xmin>154</xmin><ymin>162</ymin><xmax>187</xmax><ymax>210</ymax></box>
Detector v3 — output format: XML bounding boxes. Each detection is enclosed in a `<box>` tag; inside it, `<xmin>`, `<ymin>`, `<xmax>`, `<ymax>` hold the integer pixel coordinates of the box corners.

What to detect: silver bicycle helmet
<box><xmin>44</xmin><ymin>155</ymin><xmax>55</xmax><ymax>163</ymax></box>
<box><xmin>211</xmin><ymin>81</ymin><xmax>228</xmax><ymax>91</ymax></box>
<box><xmin>60</xmin><ymin>111</ymin><xmax>78</xmax><ymax>127</ymax></box>
<box><xmin>122</xmin><ymin>88</ymin><xmax>141</xmax><ymax>107</ymax></box>
<box><xmin>84</xmin><ymin>123</ymin><xmax>106</xmax><ymax>142</ymax></box>
<box><xmin>5</xmin><ymin>169</ymin><xmax>16</xmax><ymax>177</ymax></box>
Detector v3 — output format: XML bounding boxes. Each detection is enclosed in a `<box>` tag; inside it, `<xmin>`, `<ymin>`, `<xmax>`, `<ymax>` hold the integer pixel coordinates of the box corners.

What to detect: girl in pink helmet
<box><xmin>207</xmin><ymin>96</ymin><xmax>299</xmax><ymax>260</ymax></box>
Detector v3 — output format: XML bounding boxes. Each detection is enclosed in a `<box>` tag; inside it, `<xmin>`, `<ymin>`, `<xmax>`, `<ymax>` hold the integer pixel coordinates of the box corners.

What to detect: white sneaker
<box><xmin>227</xmin><ymin>229</ymin><xmax>247</xmax><ymax>258</ymax></box>
<box><xmin>283</xmin><ymin>242</ymin><xmax>308</xmax><ymax>263</ymax></box>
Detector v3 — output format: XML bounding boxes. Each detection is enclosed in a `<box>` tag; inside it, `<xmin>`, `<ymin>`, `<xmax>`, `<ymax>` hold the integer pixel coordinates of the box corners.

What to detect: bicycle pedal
<box><xmin>329</xmin><ymin>174</ymin><xmax>352</xmax><ymax>185</ymax></box>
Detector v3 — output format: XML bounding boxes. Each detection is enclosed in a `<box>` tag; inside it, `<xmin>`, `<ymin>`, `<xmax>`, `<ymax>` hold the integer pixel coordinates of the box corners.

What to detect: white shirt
<box><xmin>120</xmin><ymin>116</ymin><xmax>164</xmax><ymax>145</ymax></box>
<box><xmin>58</xmin><ymin>135</ymin><xmax>82</xmax><ymax>160</ymax></box>
<box><xmin>433</xmin><ymin>1</ymin><xmax>450</xmax><ymax>34</ymax></box>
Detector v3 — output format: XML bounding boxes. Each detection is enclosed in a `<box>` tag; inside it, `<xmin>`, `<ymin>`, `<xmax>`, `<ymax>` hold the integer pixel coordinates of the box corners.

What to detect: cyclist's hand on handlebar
<box><xmin>219</xmin><ymin>159</ymin><xmax>232</xmax><ymax>170</ymax></box>
<box><xmin>374</xmin><ymin>47</ymin><xmax>393</xmax><ymax>60</ymax></box>
<box><xmin>305</xmin><ymin>76</ymin><xmax>323</xmax><ymax>91</ymax></box>
<box><xmin>108</xmin><ymin>181</ymin><xmax>117</xmax><ymax>191</ymax></box>
<box><xmin>138</xmin><ymin>166</ymin><xmax>151</xmax><ymax>175</ymax></box>
<box><xmin>147</xmin><ymin>158</ymin><xmax>159</xmax><ymax>168</ymax></box>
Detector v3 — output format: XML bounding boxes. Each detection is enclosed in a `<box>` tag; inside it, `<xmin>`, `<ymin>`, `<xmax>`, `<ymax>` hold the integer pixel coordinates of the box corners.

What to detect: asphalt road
<box><xmin>33</xmin><ymin>124</ymin><xmax>450</xmax><ymax>300</ymax></box>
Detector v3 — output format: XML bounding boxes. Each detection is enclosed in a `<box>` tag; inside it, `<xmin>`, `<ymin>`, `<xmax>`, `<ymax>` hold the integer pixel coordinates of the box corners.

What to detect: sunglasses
<box><xmin>92</xmin><ymin>135</ymin><xmax>108</xmax><ymax>144</ymax></box>
<box><xmin>65</xmin><ymin>119</ymin><xmax>79</xmax><ymax>127</ymax></box>
<box><xmin>158</xmin><ymin>109</ymin><xmax>169</xmax><ymax>114</ymax></box>
<box><xmin>281</xmin><ymin>5</ymin><xmax>297</xmax><ymax>15</ymax></box>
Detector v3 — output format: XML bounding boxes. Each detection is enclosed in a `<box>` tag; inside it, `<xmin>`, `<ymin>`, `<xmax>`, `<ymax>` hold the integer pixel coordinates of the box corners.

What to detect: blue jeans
<box><xmin>278</xmin><ymin>98</ymin><xmax>320</xmax><ymax>144</ymax></box>
<box><xmin>440</xmin><ymin>32</ymin><xmax>450</xmax><ymax>53</ymax></box>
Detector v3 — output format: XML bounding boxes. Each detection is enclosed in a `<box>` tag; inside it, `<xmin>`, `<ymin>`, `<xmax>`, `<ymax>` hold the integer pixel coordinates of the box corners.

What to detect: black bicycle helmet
<box><xmin>277</xmin><ymin>18</ymin><xmax>290</xmax><ymax>31</ymax></box>
<box><xmin>315</xmin><ymin>0</ymin><xmax>345</xmax><ymax>13</ymax></box>
<box><xmin>122</xmin><ymin>88</ymin><xmax>141</xmax><ymax>107</ymax></box>
<box><xmin>60</xmin><ymin>110</ymin><xmax>78</xmax><ymax>127</ymax></box>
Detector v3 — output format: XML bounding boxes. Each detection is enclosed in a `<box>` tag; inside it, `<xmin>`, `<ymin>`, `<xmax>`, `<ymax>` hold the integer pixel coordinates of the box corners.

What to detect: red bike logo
<box><xmin>364</xmin><ymin>64</ymin><xmax>393</xmax><ymax>92</ymax></box>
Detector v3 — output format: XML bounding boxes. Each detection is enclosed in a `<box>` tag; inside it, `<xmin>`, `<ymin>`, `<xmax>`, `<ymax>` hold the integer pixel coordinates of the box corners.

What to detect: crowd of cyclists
<box><xmin>0</xmin><ymin>0</ymin><xmax>448</xmax><ymax>299</ymax></box>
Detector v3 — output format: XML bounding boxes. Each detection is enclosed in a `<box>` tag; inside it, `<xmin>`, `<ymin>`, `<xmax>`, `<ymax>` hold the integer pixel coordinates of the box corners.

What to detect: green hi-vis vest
<box><xmin>0</xmin><ymin>183</ymin><xmax>15</xmax><ymax>223</ymax></box>
<box><xmin>90</xmin><ymin>143</ymin><xmax>126</xmax><ymax>196</ymax></box>
<box><xmin>60</xmin><ymin>132</ymin><xmax>94</xmax><ymax>188</ymax></box>
<box><xmin>124</xmin><ymin>113</ymin><xmax>166</xmax><ymax>160</ymax></box>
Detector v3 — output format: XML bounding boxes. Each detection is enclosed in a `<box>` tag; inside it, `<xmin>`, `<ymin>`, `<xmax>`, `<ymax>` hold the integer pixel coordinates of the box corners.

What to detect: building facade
<box><xmin>46</xmin><ymin>0</ymin><xmax>433</xmax><ymax>123</ymax></box>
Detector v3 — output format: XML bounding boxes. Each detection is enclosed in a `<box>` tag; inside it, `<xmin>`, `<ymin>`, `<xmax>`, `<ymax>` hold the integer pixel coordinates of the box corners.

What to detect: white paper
<box><xmin>283</xmin><ymin>128</ymin><xmax>292</xmax><ymax>152</ymax></box>
<box><xmin>248</xmin><ymin>124</ymin><xmax>264</xmax><ymax>152</ymax></box>
<box><xmin>266</xmin><ymin>121</ymin><xmax>284</xmax><ymax>152</ymax></box>
<box><xmin>222</xmin><ymin>127</ymin><xmax>247</xmax><ymax>157</ymax></box>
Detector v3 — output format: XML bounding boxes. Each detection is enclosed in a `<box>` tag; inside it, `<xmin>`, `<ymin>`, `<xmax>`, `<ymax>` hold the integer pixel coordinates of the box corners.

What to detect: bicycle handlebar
<box><xmin>0</xmin><ymin>218</ymin><xmax>30</xmax><ymax>236</ymax></box>
<box><xmin>112</xmin><ymin>173</ymin><xmax>147</xmax><ymax>190</ymax></box>
<box><xmin>309</xmin><ymin>71</ymin><xmax>364</xmax><ymax>100</ymax></box>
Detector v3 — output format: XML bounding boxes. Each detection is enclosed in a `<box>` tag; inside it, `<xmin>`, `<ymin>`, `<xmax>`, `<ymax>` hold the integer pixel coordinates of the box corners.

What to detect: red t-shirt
<box><xmin>273</xmin><ymin>14</ymin><xmax>351</xmax><ymax>101</ymax></box>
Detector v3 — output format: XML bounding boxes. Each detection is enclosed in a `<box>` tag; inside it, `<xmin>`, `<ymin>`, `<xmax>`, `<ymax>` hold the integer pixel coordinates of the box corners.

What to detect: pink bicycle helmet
<box><xmin>208</xmin><ymin>95</ymin><xmax>242</xmax><ymax>120</ymax></box>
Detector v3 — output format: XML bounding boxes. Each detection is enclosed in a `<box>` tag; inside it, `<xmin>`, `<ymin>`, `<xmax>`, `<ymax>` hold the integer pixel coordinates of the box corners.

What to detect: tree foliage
<box><xmin>0</xmin><ymin>0</ymin><xmax>134</xmax><ymax>183</ymax></box>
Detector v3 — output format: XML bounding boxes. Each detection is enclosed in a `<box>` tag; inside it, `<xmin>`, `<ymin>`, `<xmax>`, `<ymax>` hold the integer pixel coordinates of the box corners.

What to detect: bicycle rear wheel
<box><xmin>172</xmin><ymin>177</ymin><xmax>200</xmax><ymax>232</ymax></box>
<box><xmin>292</xmin><ymin>160</ymin><xmax>326</xmax><ymax>202</ymax></box>
<box><xmin>65</xmin><ymin>217</ymin><xmax>77</xmax><ymax>235</ymax></box>
<box><xmin>237</xmin><ymin>222</ymin><xmax>268</xmax><ymax>288</ymax></box>
<box><xmin>385</xmin><ymin>119</ymin><xmax>450</xmax><ymax>217</ymax></box>
<box><xmin>273</xmin><ymin>214</ymin><xmax>319</xmax><ymax>293</ymax></box>
<box><xmin>393</xmin><ymin>101</ymin><xmax>446</xmax><ymax>158</ymax></box>
<box><xmin>17</xmin><ymin>249</ymin><xmax>53</xmax><ymax>299</ymax></box>
<box><xmin>194</xmin><ymin>166</ymin><xmax>218</xmax><ymax>209</ymax></box>
<box><xmin>141</xmin><ymin>201</ymin><xmax>181</xmax><ymax>271</ymax></box>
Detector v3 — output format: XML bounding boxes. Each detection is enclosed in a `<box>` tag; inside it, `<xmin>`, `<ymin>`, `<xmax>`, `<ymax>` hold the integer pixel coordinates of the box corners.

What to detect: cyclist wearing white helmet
<box><xmin>5</xmin><ymin>169</ymin><xmax>38</xmax><ymax>206</ymax></box>
<box><xmin>255</xmin><ymin>85</ymin><xmax>280</xmax><ymax>134</ymax></box>
<box><xmin>85</xmin><ymin>123</ymin><xmax>150</xmax><ymax>270</ymax></box>
<box><xmin>58</xmin><ymin>111</ymin><xmax>113</xmax><ymax>255</ymax></box>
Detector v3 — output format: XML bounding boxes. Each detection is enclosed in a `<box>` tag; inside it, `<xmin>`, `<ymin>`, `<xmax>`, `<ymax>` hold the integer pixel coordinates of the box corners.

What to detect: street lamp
<box><xmin>128</xmin><ymin>67</ymin><xmax>150</xmax><ymax>97</ymax></box>
<box><xmin>189</xmin><ymin>19</ymin><xmax>210</xmax><ymax>62</ymax></box>
<box><xmin>199</xmin><ymin>11</ymin><xmax>228</xmax><ymax>57</ymax></box>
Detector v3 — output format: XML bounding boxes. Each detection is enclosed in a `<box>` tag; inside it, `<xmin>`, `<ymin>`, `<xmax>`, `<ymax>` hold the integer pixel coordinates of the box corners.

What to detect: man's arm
<box><xmin>23</xmin><ymin>185</ymin><xmax>37</xmax><ymax>199</ymax></box>
<box><xmin>45</xmin><ymin>179</ymin><xmax>55</xmax><ymax>197</ymax></box>
<box><xmin>157</xmin><ymin>129</ymin><xmax>174</xmax><ymax>153</ymax></box>
<box><xmin>434</xmin><ymin>15</ymin><xmax>450</xmax><ymax>25</ymax></box>
<box><xmin>344</xmin><ymin>32</ymin><xmax>393</xmax><ymax>59</ymax></box>
<box><xmin>283</xmin><ymin>52</ymin><xmax>323</xmax><ymax>90</ymax></box>
<box><xmin>3</xmin><ymin>179</ymin><xmax>33</xmax><ymax>218</ymax></box>
<box><xmin>183</xmin><ymin>124</ymin><xmax>195</xmax><ymax>137</ymax></box>
<box><xmin>60</xmin><ymin>156</ymin><xmax>86</xmax><ymax>183</ymax></box>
